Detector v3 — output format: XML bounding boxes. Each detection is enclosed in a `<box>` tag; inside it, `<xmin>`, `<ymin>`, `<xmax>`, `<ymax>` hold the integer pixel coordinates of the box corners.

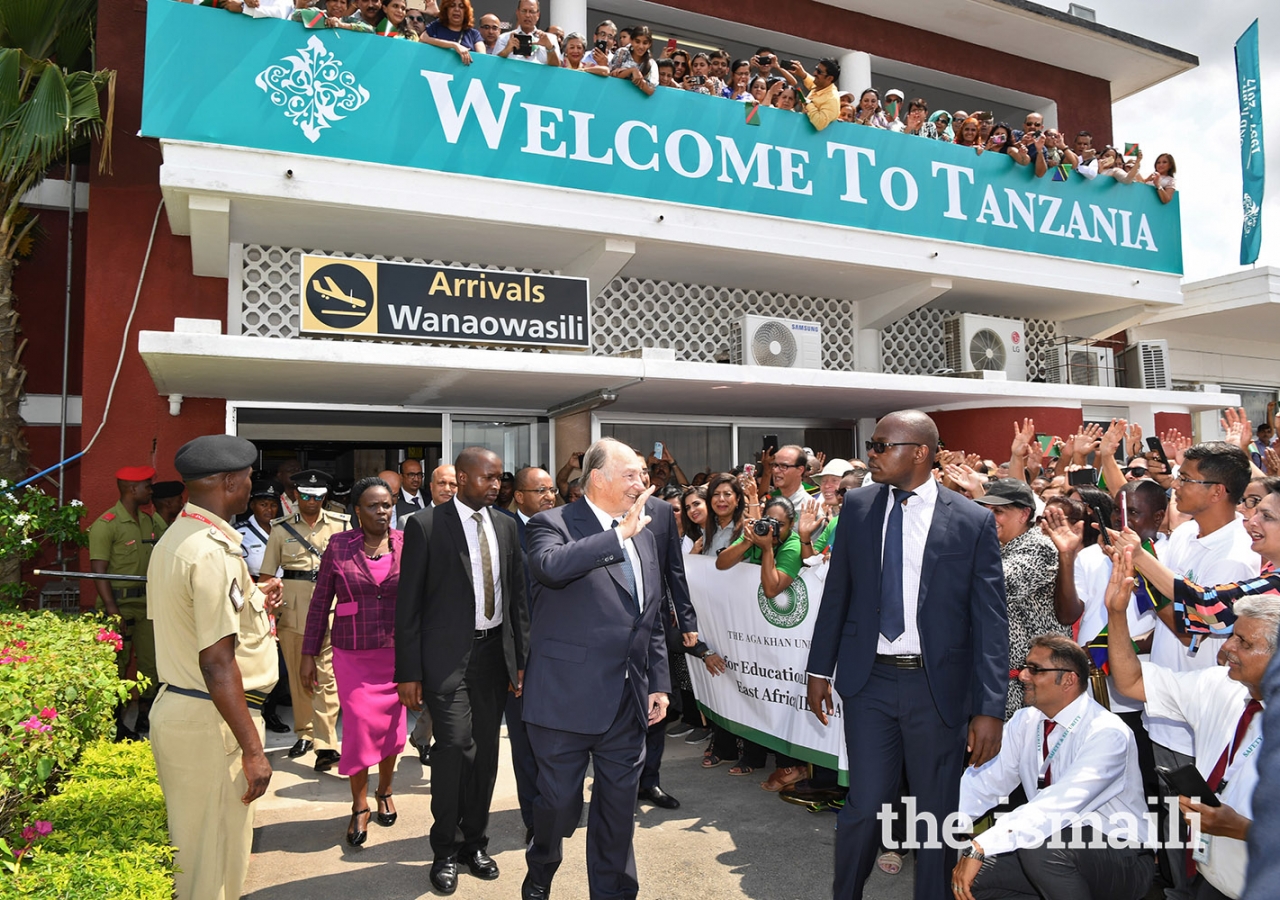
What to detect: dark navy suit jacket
<box><xmin>643</xmin><ymin>496</ymin><xmax>698</xmax><ymax>635</ymax></box>
<box><xmin>806</xmin><ymin>482</ymin><xmax>1009</xmax><ymax>727</ymax></box>
<box><xmin>522</xmin><ymin>498</ymin><xmax>670</xmax><ymax>735</ymax></box>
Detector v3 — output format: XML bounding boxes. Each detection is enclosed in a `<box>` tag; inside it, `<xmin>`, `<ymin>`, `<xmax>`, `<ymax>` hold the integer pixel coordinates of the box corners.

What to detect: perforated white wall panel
<box><xmin>879</xmin><ymin>307</ymin><xmax>1055</xmax><ymax>381</ymax></box>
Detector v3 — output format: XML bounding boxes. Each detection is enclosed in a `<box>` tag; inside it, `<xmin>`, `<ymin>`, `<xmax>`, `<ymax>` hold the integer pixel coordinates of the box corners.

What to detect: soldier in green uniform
<box><xmin>88</xmin><ymin>464</ymin><xmax>164</xmax><ymax>739</ymax></box>
<box><xmin>148</xmin><ymin>434</ymin><xmax>282</xmax><ymax>900</ymax></box>
<box><xmin>259</xmin><ymin>468</ymin><xmax>348</xmax><ymax>770</ymax></box>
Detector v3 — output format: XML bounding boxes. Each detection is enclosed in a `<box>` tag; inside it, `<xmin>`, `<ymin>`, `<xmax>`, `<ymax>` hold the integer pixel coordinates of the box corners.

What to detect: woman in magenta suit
<box><xmin>302</xmin><ymin>476</ymin><xmax>406</xmax><ymax>846</ymax></box>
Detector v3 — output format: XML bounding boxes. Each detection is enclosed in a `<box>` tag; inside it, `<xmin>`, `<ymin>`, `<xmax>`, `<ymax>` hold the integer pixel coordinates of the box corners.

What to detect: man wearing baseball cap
<box><xmin>147</xmin><ymin>434</ymin><xmax>282</xmax><ymax>900</ymax></box>
<box><xmin>89</xmin><ymin>464</ymin><xmax>164</xmax><ymax>739</ymax></box>
<box><xmin>884</xmin><ymin>88</ymin><xmax>906</xmax><ymax>132</ymax></box>
<box><xmin>259</xmin><ymin>468</ymin><xmax>349</xmax><ymax>768</ymax></box>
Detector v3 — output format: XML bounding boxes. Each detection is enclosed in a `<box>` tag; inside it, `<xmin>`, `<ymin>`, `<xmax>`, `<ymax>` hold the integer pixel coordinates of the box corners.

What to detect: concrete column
<box><xmin>553</xmin><ymin>410</ymin><xmax>592</xmax><ymax>480</ymax></box>
<box><xmin>857</xmin><ymin>328</ymin><xmax>882</xmax><ymax>373</ymax></box>
<box><xmin>547</xmin><ymin>0</ymin><xmax>587</xmax><ymax>40</ymax></box>
<box><xmin>837</xmin><ymin>50</ymin><xmax>872</xmax><ymax>98</ymax></box>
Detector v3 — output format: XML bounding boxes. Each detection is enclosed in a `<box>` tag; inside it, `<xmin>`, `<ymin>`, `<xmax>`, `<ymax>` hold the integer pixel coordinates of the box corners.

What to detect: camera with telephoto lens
<box><xmin>752</xmin><ymin>516</ymin><xmax>783</xmax><ymax>539</ymax></box>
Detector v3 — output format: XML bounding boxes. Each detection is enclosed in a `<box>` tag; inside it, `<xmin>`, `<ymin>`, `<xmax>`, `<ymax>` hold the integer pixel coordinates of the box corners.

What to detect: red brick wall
<box><xmin>930</xmin><ymin>406</ymin><xmax>1084</xmax><ymax>463</ymax></box>
<box><xmin>1154</xmin><ymin>411</ymin><xmax>1193</xmax><ymax>439</ymax></box>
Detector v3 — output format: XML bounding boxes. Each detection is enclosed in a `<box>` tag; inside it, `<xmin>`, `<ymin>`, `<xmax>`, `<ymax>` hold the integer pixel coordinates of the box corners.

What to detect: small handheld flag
<box><xmin>1124</xmin><ymin>142</ymin><xmax>1140</xmax><ymax>158</ymax></box>
<box><xmin>1052</xmin><ymin>164</ymin><xmax>1073</xmax><ymax>182</ymax></box>
<box><xmin>745</xmin><ymin>101</ymin><xmax>761</xmax><ymax>126</ymax></box>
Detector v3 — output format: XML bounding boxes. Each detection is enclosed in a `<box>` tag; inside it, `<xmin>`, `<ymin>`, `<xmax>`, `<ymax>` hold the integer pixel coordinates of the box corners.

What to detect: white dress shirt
<box><xmin>877</xmin><ymin>476</ymin><xmax>938</xmax><ymax>655</ymax></box>
<box><xmin>584</xmin><ymin>495</ymin><xmax>645</xmax><ymax>611</ymax></box>
<box><xmin>236</xmin><ymin>519</ymin><xmax>280</xmax><ymax>579</ymax></box>
<box><xmin>959</xmin><ymin>691</ymin><xmax>1151</xmax><ymax>857</ymax></box>
<box><xmin>1148</xmin><ymin>517</ymin><xmax>1259</xmax><ymax>753</ymax></box>
<box><xmin>400</xmin><ymin>488</ymin><xmax>424</xmax><ymax>509</ymax></box>
<box><xmin>453</xmin><ymin>496</ymin><xmax>503</xmax><ymax>629</ymax></box>
<box><xmin>1142</xmin><ymin>663</ymin><xmax>1262</xmax><ymax>898</ymax></box>
<box><xmin>1074</xmin><ymin>538</ymin><xmax>1163</xmax><ymax>714</ymax></box>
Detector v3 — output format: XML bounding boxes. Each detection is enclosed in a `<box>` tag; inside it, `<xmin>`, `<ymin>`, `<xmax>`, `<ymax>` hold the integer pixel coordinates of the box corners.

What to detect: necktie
<box><xmin>413</xmin><ymin>495</ymin><xmax>422</xmax><ymax>509</ymax></box>
<box><xmin>472</xmin><ymin>511</ymin><xmax>495</xmax><ymax>619</ymax></box>
<box><xmin>612</xmin><ymin>520</ymin><xmax>639</xmax><ymax>612</ymax></box>
<box><xmin>1042</xmin><ymin>719</ymin><xmax>1057</xmax><ymax>787</ymax></box>
<box><xmin>879</xmin><ymin>488</ymin><xmax>915</xmax><ymax>641</ymax></box>
<box><xmin>1207</xmin><ymin>698</ymin><xmax>1263</xmax><ymax>792</ymax></box>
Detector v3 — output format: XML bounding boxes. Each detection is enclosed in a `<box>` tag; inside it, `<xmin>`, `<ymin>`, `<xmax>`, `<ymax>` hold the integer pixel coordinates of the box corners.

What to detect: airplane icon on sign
<box><xmin>311</xmin><ymin>276</ymin><xmax>367</xmax><ymax>316</ymax></box>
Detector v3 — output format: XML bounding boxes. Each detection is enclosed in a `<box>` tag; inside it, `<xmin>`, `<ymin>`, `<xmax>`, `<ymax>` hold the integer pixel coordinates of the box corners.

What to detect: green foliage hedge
<box><xmin>0</xmin><ymin>612</ymin><xmax>138</xmax><ymax>838</ymax></box>
<box><xmin>0</xmin><ymin>741</ymin><xmax>174</xmax><ymax>899</ymax></box>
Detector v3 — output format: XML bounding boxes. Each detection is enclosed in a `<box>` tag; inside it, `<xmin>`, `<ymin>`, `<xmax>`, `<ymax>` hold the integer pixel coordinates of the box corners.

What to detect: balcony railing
<box><xmin>142</xmin><ymin>2</ymin><xmax>1181</xmax><ymax>276</ymax></box>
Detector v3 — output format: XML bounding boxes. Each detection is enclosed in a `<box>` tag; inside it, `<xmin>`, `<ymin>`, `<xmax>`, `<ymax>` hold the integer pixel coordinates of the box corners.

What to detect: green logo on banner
<box><xmin>759</xmin><ymin>579</ymin><xmax>809</xmax><ymax>629</ymax></box>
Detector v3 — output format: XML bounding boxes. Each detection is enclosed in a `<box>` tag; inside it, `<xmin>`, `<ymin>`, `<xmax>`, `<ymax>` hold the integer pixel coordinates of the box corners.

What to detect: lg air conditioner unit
<box><xmin>731</xmin><ymin>315</ymin><xmax>822</xmax><ymax>369</ymax></box>
<box><xmin>1045</xmin><ymin>343</ymin><xmax>1116</xmax><ymax>388</ymax></box>
<box><xmin>942</xmin><ymin>314</ymin><xmax>1026</xmax><ymax>381</ymax></box>
<box><xmin>1121</xmin><ymin>340</ymin><xmax>1170</xmax><ymax>390</ymax></box>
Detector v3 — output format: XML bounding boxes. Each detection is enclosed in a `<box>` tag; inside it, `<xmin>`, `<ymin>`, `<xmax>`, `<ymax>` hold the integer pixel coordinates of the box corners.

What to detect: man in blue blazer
<box><xmin>520</xmin><ymin>438</ymin><xmax>671</xmax><ymax>900</ymax></box>
<box><xmin>806</xmin><ymin>410</ymin><xmax>1008</xmax><ymax>900</ymax></box>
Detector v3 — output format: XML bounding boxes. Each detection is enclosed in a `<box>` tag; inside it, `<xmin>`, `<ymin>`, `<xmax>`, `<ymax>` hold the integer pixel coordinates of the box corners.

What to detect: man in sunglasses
<box><xmin>806</xmin><ymin>409</ymin><xmax>1008</xmax><ymax>900</ymax></box>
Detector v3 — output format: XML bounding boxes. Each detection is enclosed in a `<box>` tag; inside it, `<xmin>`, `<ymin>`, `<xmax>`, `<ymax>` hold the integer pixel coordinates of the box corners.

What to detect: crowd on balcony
<box><xmin>181</xmin><ymin>0</ymin><xmax>1177</xmax><ymax>202</ymax></box>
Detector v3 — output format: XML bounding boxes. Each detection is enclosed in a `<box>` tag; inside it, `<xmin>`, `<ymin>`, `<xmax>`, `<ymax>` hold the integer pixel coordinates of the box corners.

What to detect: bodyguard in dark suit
<box><xmin>637</xmin><ymin>488</ymin><xmax>698</xmax><ymax>809</ymax></box>
<box><xmin>521</xmin><ymin>438</ymin><xmax>671</xmax><ymax>900</ymax></box>
<box><xmin>806</xmin><ymin>410</ymin><xmax>1008</xmax><ymax>900</ymax></box>
<box><xmin>395</xmin><ymin>447</ymin><xmax>529</xmax><ymax>896</ymax></box>
<box><xmin>507</xmin><ymin>466</ymin><xmax>559</xmax><ymax>843</ymax></box>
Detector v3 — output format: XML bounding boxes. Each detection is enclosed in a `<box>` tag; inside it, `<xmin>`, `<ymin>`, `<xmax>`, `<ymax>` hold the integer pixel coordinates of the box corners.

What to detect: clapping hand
<box><xmin>1104</xmin><ymin>546</ymin><xmax>1136</xmax><ymax>615</ymax></box>
<box><xmin>1010</xmin><ymin>417</ymin><xmax>1036</xmax><ymax>463</ymax></box>
<box><xmin>943</xmin><ymin>463</ymin><xmax>984</xmax><ymax>497</ymax></box>
<box><xmin>1099</xmin><ymin>417</ymin><xmax>1127</xmax><ymax>459</ymax></box>
<box><xmin>1220</xmin><ymin>407</ymin><xmax>1253</xmax><ymax>453</ymax></box>
<box><xmin>1160</xmin><ymin>428</ymin><xmax>1191</xmax><ymax>466</ymax></box>
<box><xmin>1039</xmin><ymin>504</ymin><xmax>1084</xmax><ymax>556</ymax></box>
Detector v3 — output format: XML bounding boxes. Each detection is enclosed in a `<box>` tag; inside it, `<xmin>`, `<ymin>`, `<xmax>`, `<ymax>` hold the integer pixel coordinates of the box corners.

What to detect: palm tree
<box><xmin>0</xmin><ymin>0</ymin><xmax>114</xmax><ymax>484</ymax></box>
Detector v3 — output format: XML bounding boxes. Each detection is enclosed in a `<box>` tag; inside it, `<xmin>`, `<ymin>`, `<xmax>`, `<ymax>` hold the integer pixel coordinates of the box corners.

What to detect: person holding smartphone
<box><xmin>494</xmin><ymin>0</ymin><xmax>559</xmax><ymax>66</ymax></box>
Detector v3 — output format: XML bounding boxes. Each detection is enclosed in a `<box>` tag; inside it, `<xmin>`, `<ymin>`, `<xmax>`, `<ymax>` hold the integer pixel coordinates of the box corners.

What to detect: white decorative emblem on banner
<box><xmin>254</xmin><ymin>36</ymin><xmax>370</xmax><ymax>143</ymax></box>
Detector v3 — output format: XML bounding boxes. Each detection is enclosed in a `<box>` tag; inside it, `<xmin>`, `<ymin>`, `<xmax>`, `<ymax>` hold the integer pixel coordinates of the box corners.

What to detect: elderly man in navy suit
<box><xmin>806</xmin><ymin>410</ymin><xmax>1008</xmax><ymax>900</ymax></box>
<box><xmin>520</xmin><ymin>438</ymin><xmax>670</xmax><ymax>900</ymax></box>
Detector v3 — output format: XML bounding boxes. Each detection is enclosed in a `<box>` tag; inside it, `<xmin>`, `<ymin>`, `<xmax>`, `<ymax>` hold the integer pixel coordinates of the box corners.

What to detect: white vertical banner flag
<box><xmin>684</xmin><ymin>554</ymin><xmax>847</xmax><ymax>774</ymax></box>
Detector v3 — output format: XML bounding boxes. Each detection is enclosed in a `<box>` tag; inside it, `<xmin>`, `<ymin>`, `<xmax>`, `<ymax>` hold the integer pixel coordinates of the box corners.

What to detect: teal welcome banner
<box><xmin>1235</xmin><ymin>19</ymin><xmax>1265</xmax><ymax>266</ymax></box>
<box><xmin>142</xmin><ymin>2</ymin><xmax>1181</xmax><ymax>275</ymax></box>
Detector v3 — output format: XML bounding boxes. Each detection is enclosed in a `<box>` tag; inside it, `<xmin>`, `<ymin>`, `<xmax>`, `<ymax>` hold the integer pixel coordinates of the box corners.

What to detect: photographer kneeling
<box><xmin>715</xmin><ymin>496</ymin><xmax>802</xmax><ymax>598</ymax></box>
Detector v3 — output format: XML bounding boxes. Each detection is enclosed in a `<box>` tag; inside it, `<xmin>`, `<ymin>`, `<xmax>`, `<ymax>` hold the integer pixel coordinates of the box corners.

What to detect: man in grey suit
<box><xmin>806</xmin><ymin>410</ymin><xmax>1008</xmax><ymax>900</ymax></box>
<box><xmin>520</xmin><ymin>438</ymin><xmax>670</xmax><ymax>900</ymax></box>
<box><xmin>395</xmin><ymin>447</ymin><xmax>529</xmax><ymax>896</ymax></box>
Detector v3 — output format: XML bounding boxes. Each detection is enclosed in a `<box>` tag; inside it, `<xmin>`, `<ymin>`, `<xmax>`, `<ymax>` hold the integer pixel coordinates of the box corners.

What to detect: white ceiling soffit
<box><xmin>807</xmin><ymin>0</ymin><xmax>1197</xmax><ymax>101</ymax></box>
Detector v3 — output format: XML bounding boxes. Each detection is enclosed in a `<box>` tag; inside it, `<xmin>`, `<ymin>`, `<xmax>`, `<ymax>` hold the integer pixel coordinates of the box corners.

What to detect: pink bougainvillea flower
<box><xmin>16</xmin><ymin>655</ymin><xmax>33</xmax><ymax>663</ymax></box>
<box><xmin>39</xmin><ymin>707</ymin><xmax>57</xmax><ymax>720</ymax></box>
<box><xmin>21</xmin><ymin>826</ymin><xmax>35</xmax><ymax>843</ymax></box>
<box><xmin>12</xmin><ymin>640</ymin><xmax>26</xmax><ymax>649</ymax></box>
<box><xmin>34</xmin><ymin>821</ymin><xmax>52</xmax><ymax>837</ymax></box>
<box><xmin>21</xmin><ymin>716</ymin><xmax>51</xmax><ymax>733</ymax></box>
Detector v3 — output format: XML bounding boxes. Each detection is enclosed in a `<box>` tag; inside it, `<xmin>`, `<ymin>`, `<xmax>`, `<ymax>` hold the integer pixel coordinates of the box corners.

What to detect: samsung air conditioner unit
<box><xmin>943</xmin><ymin>314</ymin><xmax>1026</xmax><ymax>381</ymax></box>
<box><xmin>731</xmin><ymin>315</ymin><xmax>822</xmax><ymax>369</ymax></box>
<box><xmin>1045</xmin><ymin>343</ymin><xmax>1116</xmax><ymax>388</ymax></box>
<box><xmin>1121</xmin><ymin>340</ymin><xmax>1170</xmax><ymax>390</ymax></box>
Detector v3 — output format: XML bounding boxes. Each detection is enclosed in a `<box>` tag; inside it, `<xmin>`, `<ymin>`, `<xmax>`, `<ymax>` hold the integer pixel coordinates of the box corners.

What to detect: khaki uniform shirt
<box><xmin>88</xmin><ymin>500</ymin><xmax>163</xmax><ymax>593</ymax></box>
<box><xmin>147</xmin><ymin>503</ymin><xmax>278</xmax><ymax>694</ymax></box>
<box><xmin>260</xmin><ymin>509</ymin><xmax>349</xmax><ymax>634</ymax></box>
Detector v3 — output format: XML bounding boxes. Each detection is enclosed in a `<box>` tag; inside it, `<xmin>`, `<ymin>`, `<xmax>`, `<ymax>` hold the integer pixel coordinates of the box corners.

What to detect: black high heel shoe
<box><xmin>375</xmin><ymin>792</ymin><xmax>397</xmax><ymax>827</ymax></box>
<box><xmin>346</xmin><ymin>807</ymin><xmax>371</xmax><ymax>846</ymax></box>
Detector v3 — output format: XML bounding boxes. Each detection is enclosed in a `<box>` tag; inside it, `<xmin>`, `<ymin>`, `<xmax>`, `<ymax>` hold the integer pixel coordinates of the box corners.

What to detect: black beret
<box><xmin>174</xmin><ymin>435</ymin><xmax>258</xmax><ymax>480</ymax></box>
<box><xmin>150</xmin><ymin>480</ymin><xmax>185</xmax><ymax>500</ymax></box>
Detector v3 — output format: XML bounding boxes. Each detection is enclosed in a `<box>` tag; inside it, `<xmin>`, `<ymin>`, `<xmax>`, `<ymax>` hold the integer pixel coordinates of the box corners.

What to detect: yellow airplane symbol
<box><xmin>311</xmin><ymin>276</ymin><xmax>368</xmax><ymax>315</ymax></box>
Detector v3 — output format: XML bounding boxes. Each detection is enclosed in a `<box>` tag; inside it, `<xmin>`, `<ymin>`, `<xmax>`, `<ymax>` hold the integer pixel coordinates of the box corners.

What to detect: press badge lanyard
<box><xmin>1036</xmin><ymin>711</ymin><xmax>1084</xmax><ymax>789</ymax></box>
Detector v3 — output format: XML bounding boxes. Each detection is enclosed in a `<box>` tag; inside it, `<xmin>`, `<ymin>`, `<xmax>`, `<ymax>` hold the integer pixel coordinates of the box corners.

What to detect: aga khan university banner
<box><xmin>142</xmin><ymin>2</ymin><xmax>1182</xmax><ymax>275</ymax></box>
<box><xmin>684</xmin><ymin>555</ymin><xmax>848</xmax><ymax>777</ymax></box>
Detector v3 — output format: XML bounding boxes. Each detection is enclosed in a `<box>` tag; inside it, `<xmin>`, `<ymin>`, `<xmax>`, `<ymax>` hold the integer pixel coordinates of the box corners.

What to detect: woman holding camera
<box><xmin>712</xmin><ymin>496</ymin><xmax>807</xmax><ymax>789</ymax></box>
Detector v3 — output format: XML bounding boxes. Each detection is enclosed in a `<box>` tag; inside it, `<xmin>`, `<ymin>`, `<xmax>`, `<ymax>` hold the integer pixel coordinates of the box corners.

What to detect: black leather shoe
<box><xmin>314</xmin><ymin>749</ymin><xmax>341</xmax><ymax>772</ymax></box>
<box><xmin>346</xmin><ymin>807</ymin><xmax>370</xmax><ymax>847</ymax></box>
<box><xmin>287</xmin><ymin>739</ymin><xmax>313</xmax><ymax>758</ymax></box>
<box><xmin>462</xmin><ymin>849</ymin><xmax>499</xmax><ymax>880</ymax></box>
<box><xmin>418</xmin><ymin>743</ymin><xmax>432</xmax><ymax>766</ymax></box>
<box><xmin>521</xmin><ymin>874</ymin><xmax>551</xmax><ymax>900</ymax></box>
<box><xmin>263</xmin><ymin>711</ymin><xmax>291</xmax><ymax>734</ymax></box>
<box><xmin>637</xmin><ymin>785</ymin><xmax>680</xmax><ymax>809</ymax></box>
<box><xmin>430</xmin><ymin>856</ymin><xmax>458</xmax><ymax>895</ymax></box>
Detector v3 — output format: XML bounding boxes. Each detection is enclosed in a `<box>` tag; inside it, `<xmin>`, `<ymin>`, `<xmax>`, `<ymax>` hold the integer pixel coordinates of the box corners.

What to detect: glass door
<box><xmin>450</xmin><ymin>416</ymin><xmax>541</xmax><ymax>472</ymax></box>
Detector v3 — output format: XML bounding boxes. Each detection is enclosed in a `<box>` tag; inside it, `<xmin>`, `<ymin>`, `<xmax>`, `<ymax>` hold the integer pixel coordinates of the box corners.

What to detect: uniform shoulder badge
<box><xmin>324</xmin><ymin>510</ymin><xmax>351</xmax><ymax>522</ymax></box>
<box><xmin>269</xmin><ymin>514</ymin><xmax>289</xmax><ymax>525</ymax></box>
<box><xmin>101</xmin><ymin>512</ymin><xmax>116</xmax><ymax>521</ymax></box>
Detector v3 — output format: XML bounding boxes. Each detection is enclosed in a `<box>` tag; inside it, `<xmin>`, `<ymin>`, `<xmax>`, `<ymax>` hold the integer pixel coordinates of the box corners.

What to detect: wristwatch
<box><xmin>700</xmin><ymin>649</ymin><xmax>714</xmax><ymax>660</ymax></box>
<box><xmin>960</xmin><ymin>841</ymin><xmax>985</xmax><ymax>861</ymax></box>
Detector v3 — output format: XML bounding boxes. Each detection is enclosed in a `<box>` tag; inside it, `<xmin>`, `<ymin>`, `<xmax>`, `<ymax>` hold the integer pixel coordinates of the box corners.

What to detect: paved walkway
<box><xmin>241</xmin><ymin>711</ymin><xmax>916</xmax><ymax>900</ymax></box>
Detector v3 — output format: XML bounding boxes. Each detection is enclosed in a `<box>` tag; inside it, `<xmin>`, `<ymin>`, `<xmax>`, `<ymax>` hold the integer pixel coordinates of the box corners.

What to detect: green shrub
<box><xmin>0</xmin><ymin>484</ymin><xmax>87</xmax><ymax>606</ymax></box>
<box><xmin>0</xmin><ymin>612</ymin><xmax>140</xmax><ymax>838</ymax></box>
<box><xmin>0</xmin><ymin>741</ymin><xmax>174</xmax><ymax>899</ymax></box>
